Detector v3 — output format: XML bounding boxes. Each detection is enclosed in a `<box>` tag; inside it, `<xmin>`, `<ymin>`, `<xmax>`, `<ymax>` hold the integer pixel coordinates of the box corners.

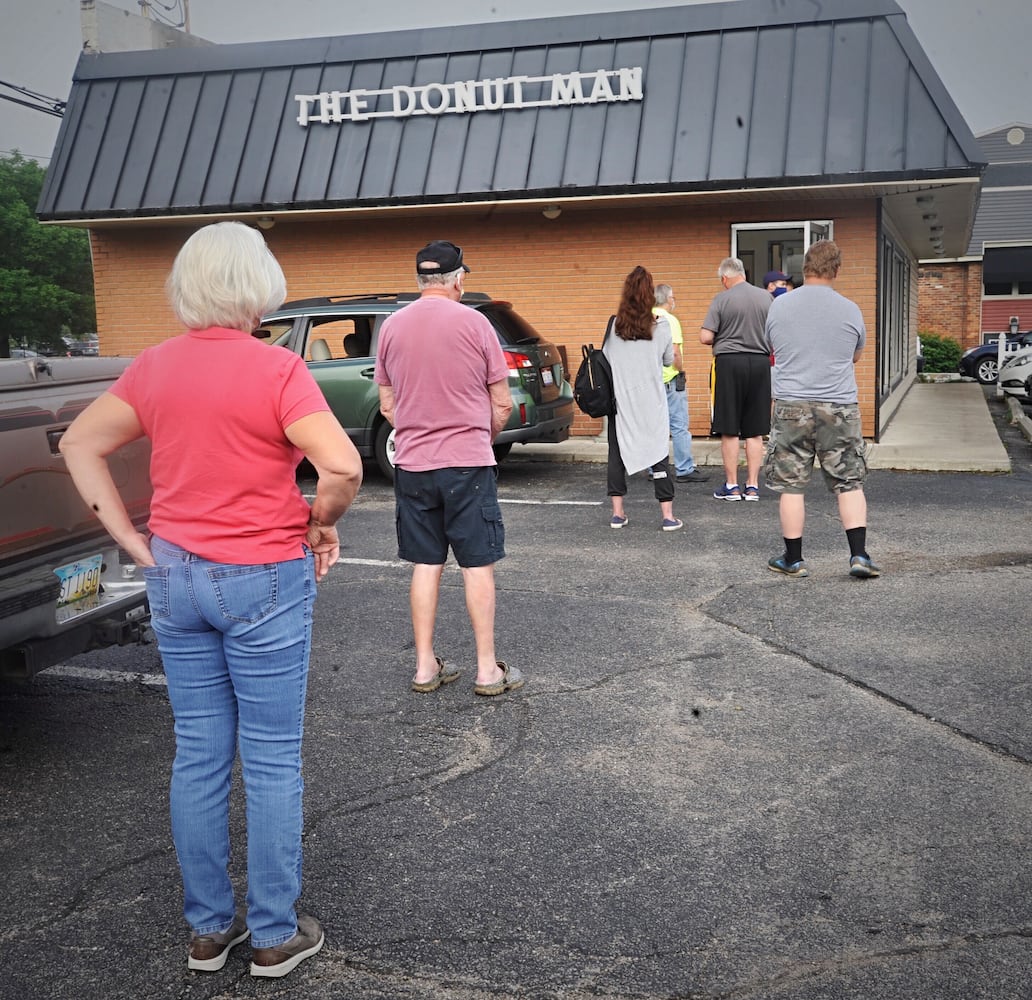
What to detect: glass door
<box><xmin>731</xmin><ymin>221</ymin><xmax>833</xmax><ymax>287</ymax></box>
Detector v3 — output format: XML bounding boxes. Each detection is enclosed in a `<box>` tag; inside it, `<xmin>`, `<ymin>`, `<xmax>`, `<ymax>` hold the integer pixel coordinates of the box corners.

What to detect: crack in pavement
<box><xmin>700</xmin><ymin>594</ymin><xmax>1032</xmax><ymax>768</ymax></box>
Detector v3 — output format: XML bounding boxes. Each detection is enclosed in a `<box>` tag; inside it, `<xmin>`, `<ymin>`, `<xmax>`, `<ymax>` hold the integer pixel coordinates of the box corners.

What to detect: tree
<box><xmin>0</xmin><ymin>152</ymin><xmax>96</xmax><ymax>356</ymax></box>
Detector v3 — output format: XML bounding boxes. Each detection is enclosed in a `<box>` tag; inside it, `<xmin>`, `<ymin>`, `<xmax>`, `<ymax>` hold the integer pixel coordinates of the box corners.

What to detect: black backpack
<box><xmin>574</xmin><ymin>317</ymin><xmax>616</xmax><ymax>418</ymax></box>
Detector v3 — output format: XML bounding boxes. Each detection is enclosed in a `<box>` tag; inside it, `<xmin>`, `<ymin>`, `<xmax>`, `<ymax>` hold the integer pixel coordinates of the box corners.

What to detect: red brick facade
<box><xmin>90</xmin><ymin>198</ymin><xmax>881</xmax><ymax>437</ymax></box>
<box><xmin>917</xmin><ymin>261</ymin><xmax>983</xmax><ymax>350</ymax></box>
<box><xmin>919</xmin><ymin>260</ymin><xmax>1032</xmax><ymax>350</ymax></box>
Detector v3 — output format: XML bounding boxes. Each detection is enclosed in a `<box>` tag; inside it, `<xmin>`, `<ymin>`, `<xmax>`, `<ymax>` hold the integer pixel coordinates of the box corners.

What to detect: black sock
<box><xmin>784</xmin><ymin>537</ymin><xmax>803</xmax><ymax>563</ymax></box>
<box><xmin>846</xmin><ymin>526</ymin><xmax>867</xmax><ymax>559</ymax></box>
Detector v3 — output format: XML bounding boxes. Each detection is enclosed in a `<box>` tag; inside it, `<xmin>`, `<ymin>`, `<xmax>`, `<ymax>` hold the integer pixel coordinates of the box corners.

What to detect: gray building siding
<box><xmin>970</xmin><ymin>190</ymin><xmax>1032</xmax><ymax>251</ymax></box>
<box><xmin>977</xmin><ymin>124</ymin><xmax>1032</xmax><ymax>165</ymax></box>
<box><xmin>38</xmin><ymin>0</ymin><xmax>982</xmax><ymax>221</ymax></box>
<box><xmin>965</xmin><ymin>131</ymin><xmax>1032</xmax><ymax>255</ymax></box>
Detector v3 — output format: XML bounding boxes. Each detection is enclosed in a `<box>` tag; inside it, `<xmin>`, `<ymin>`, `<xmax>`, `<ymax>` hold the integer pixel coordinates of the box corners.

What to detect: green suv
<box><xmin>257</xmin><ymin>293</ymin><xmax>574</xmax><ymax>479</ymax></box>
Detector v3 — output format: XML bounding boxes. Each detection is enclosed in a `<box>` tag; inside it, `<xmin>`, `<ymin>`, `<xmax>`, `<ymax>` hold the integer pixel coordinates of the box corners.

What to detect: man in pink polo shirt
<box><xmin>375</xmin><ymin>240</ymin><xmax>525</xmax><ymax>697</ymax></box>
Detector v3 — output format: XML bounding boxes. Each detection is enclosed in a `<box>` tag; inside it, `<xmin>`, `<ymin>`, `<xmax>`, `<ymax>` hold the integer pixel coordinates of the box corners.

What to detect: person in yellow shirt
<box><xmin>654</xmin><ymin>284</ymin><xmax>708</xmax><ymax>483</ymax></box>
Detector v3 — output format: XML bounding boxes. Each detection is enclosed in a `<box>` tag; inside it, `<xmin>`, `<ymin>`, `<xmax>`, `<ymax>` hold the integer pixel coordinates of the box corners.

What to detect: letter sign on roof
<box><xmin>294</xmin><ymin>67</ymin><xmax>644</xmax><ymax>126</ymax></box>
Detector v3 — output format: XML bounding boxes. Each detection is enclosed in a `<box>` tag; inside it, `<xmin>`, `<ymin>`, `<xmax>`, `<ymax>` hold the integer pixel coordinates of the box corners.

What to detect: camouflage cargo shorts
<box><xmin>764</xmin><ymin>400</ymin><xmax>868</xmax><ymax>494</ymax></box>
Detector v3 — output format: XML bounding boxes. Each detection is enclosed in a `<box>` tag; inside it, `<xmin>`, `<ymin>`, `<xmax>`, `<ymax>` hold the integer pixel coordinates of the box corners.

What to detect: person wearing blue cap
<box><xmin>763</xmin><ymin>270</ymin><xmax>791</xmax><ymax>298</ymax></box>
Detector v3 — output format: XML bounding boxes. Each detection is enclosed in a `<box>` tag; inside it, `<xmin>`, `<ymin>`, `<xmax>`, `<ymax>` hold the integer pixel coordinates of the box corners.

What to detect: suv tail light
<box><xmin>504</xmin><ymin>350</ymin><xmax>533</xmax><ymax>377</ymax></box>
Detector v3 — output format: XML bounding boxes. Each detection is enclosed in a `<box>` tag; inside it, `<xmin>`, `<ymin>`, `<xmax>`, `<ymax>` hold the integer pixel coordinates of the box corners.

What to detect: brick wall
<box><xmin>90</xmin><ymin>197</ymin><xmax>880</xmax><ymax>437</ymax></box>
<box><xmin>917</xmin><ymin>260</ymin><xmax>1032</xmax><ymax>348</ymax></box>
<box><xmin>917</xmin><ymin>260</ymin><xmax>983</xmax><ymax>350</ymax></box>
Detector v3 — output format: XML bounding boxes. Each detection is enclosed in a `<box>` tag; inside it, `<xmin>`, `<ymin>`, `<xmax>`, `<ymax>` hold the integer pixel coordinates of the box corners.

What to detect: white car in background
<box><xmin>998</xmin><ymin>347</ymin><xmax>1032</xmax><ymax>398</ymax></box>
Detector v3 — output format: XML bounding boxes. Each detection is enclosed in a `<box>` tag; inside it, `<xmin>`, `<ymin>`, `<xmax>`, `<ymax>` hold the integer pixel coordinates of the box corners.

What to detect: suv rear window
<box><xmin>480</xmin><ymin>304</ymin><xmax>543</xmax><ymax>346</ymax></box>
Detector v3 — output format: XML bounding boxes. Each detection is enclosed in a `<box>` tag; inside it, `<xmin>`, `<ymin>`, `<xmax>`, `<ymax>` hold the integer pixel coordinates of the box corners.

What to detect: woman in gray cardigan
<box><xmin>603</xmin><ymin>265</ymin><xmax>682</xmax><ymax>531</ymax></box>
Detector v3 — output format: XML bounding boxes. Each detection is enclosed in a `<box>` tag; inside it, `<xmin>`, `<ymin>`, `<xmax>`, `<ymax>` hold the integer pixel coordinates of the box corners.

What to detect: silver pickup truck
<box><xmin>0</xmin><ymin>357</ymin><xmax>152</xmax><ymax>680</ymax></box>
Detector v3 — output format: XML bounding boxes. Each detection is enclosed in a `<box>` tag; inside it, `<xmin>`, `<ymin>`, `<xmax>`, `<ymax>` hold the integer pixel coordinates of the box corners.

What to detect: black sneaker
<box><xmin>189</xmin><ymin>910</ymin><xmax>249</xmax><ymax>972</ymax></box>
<box><xmin>250</xmin><ymin>913</ymin><xmax>325</xmax><ymax>978</ymax></box>
<box><xmin>676</xmin><ymin>469</ymin><xmax>710</xmax><ymax>483</ymax></box>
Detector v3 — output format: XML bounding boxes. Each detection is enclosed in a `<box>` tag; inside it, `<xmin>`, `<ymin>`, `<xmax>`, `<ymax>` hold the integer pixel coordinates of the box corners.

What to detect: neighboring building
<box><xmin>919</xmin><ymin>123</ymin><xmax>1032</xmax><ymax>350</ymax></box>
<box><xmin>39</xmin><ymin>0</ymin><xmax>984</xmax><ymax>439</ymax></box>
<box><xmin>80</xmin><ymin>0</ymin><xmax>212</xmax><ymax>54</ymax></box>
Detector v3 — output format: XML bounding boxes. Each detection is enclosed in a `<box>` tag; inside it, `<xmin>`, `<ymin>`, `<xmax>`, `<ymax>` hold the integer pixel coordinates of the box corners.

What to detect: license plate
<box><xmin>54</xmin><ymin>553</ymin><xmax>103</xmax><ymax>606</ymax></box>
<box><xmin>541</xmin><ymin>368</ymin><xmax>554</xmax><ymax>386</ymax></box>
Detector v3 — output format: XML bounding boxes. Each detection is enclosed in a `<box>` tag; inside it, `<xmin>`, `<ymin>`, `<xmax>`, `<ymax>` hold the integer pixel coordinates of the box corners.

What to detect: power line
<box><xmin>0</xmin><ymin>80</ymin><xmax>65</xmax><ymax>119</ymax></box>
<box><xmin>138</xmin><ymin>0</ymin><xmax>185</xmax><ymax>29</ymax></box>
<box><xmin>0</xmin><ymin>149</ymin><xmax>51</xmax><ymax>162</ymax></box>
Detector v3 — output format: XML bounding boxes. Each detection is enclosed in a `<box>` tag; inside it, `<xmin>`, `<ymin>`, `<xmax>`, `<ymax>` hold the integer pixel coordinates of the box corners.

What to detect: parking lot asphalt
<box><xmin>2</xmin><ymin>391</ymin><xmax>1031</xmax><ymax>1000</ymax></box>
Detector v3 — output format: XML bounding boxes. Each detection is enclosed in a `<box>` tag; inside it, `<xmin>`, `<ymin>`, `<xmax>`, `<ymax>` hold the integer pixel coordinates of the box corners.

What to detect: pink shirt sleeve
<box><xmin>277</xmin><ymin>351</ymin><xmax>332</xmax><ymax>428</ymax></box>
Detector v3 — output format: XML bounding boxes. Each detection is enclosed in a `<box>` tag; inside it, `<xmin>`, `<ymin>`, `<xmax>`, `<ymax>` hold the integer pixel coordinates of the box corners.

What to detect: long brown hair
<box><xmin>615</xmin><ymin>265</ymin><xmax>655</xmax><ymax>341</ymax></box>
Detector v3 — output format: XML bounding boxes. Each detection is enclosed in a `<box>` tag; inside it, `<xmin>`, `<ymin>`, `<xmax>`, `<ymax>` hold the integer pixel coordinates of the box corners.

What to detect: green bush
<box><xmin>919</xmin><ymin>332</ymin><xmax>961</xmax><ymax>373</ymax></box>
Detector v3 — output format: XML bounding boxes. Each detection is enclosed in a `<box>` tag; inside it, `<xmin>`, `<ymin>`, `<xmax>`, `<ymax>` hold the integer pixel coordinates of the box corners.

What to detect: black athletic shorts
<box><xmin>710</xmin><ymin>352</ymin><xmax>772</xmax><ymax>438</ymax></box>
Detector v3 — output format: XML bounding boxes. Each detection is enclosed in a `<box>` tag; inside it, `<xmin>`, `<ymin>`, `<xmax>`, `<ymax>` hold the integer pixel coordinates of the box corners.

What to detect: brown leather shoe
<box><xmin>188</xmin><ymin>910</ymin><xmax>249</xmax><ymax>972</ymax></box>
<box><xmin>250</xmin><ymin>913</ymin><xmax>325</xmax><ymax>978</ymax></box>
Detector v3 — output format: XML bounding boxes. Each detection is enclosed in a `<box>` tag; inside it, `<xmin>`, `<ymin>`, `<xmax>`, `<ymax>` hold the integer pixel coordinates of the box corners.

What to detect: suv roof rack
<box><xmin>279</xmin><ymin>291</ymin><xmax>495</xmax><ymax>310</ymax></box>
<box><xmin>278</xmin><ymin>293</ymin><xmax>408</xmax><ymax>309</ymax></box>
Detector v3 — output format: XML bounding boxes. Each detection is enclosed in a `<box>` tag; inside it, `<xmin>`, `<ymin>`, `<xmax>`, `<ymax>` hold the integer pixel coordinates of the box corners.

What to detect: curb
<box><xmin>1005</xmin><ymin>395</ymin><xmax>1032</xmax><ymax>444</ymax></box>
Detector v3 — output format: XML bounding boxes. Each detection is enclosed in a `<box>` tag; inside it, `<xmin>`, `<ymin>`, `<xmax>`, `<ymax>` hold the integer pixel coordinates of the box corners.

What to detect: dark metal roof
<box><xmin>38</xmin><ymin>0</ymin><xmax>984</xmax><ymax>223</ymax></box>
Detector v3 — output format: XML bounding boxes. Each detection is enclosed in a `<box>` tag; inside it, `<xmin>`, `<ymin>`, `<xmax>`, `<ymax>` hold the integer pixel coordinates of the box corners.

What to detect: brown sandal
<box><xmin>411</xmin><ymin>656</ymin><xmax>461</xmax><ymax>693</ymax></box>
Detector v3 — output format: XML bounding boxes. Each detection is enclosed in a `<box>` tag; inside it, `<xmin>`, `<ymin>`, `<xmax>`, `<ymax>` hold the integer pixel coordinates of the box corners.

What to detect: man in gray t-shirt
<box><xmin>699</xmin><ymin>257</ymin><xmax>773</xmax><ymax>501</ymax></box>
<box><xmin>763</xmin><ymin>240</ymin><xmax>880</xmax><ymax>580</ymax></box>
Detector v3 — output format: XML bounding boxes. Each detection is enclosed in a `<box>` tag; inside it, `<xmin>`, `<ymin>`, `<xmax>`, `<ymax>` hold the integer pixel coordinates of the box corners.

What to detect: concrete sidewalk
<box><xmin>517</xmin><ymin>380</ymin><xmax>1011</xmax><ymax>473</ymax></box>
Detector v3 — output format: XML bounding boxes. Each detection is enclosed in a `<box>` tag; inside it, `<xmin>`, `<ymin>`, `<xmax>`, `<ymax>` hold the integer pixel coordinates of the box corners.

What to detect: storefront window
<box><xmin>879</xmin><ymin>230</ymin><xmax>910</xmax><ymax>397</ymax></box>
<box><xmin>731</xmin><ymin>221</ymin><xmax>833</xmax><ymax>287</ymax></box>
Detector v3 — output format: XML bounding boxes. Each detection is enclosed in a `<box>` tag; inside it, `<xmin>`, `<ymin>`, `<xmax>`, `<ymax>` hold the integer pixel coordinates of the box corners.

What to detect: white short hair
<box><xmin>416</xmin><ymin>267</ymin><xmax>464</xmax><ymax>291</ymax></box>
<box><xmin>166</xmin><ymin>221</ymin><xmax>287</xmax><ymax>332</ymax></box>
<box><xmin>717</xmin><ymin>257</ymin><xmax>746</xmax><ymax>280</ymax></box>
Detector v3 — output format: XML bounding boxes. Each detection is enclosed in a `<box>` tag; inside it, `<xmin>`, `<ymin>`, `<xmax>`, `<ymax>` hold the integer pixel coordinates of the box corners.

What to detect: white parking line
<box><xmin>45</xmin><ymin>664</ymin><xmax>168</xmax><ymax>687</ymax></box>
<box><xmin>339</xmin><ymin>557</ymin><xmax>408</xmax><ymax>568</ymax></box>
<box><xmin>305</xmin><ymin>492</ymin><xmax>599</xmax><ymax>507</ymax></box>
<box><xmin>499</xmin><ymin>499</ymin><xmax>601</xmax><ymax>506</ymax></box>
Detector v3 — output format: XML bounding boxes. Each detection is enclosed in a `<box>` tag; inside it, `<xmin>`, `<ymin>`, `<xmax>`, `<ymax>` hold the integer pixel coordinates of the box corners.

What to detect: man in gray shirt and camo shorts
<box><xmin>763</xmin><ymin>240</ymin><xmax>880</xmax><ymax>580</ymax></box>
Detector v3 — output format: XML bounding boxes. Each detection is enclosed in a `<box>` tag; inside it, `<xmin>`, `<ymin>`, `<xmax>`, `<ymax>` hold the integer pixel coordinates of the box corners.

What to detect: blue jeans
<box><xmin>144</xmin><ymin>535</ymin><xmax>315</xmax><ymax>949</ymax></box>
<box><xmin>666</xmin><ymin>380</ymin><xmax>697</xmax><ymax>475</ymax></box>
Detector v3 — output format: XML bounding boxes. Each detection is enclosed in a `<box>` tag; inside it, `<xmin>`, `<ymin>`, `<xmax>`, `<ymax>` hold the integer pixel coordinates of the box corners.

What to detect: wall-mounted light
<box><xmin>929</xmin><ymin>225</ymin><xmax>944</xmax><ymax>235</ymax></box>
<box><xmin>916</xmin><ymin>194</ymin><xmax>934</xmax><ymax>206</ymax></box>
<box><xmin>541</xmin><ymin>204</ymin><xmax>562</xmax><ymax>221</ymax></box>
<box><xmin>922</xmin><ymin>213</ymin><xmax>938</xmax><ymax>222</ymax></box>
<box><xmin>256</xmin><ymin>216</ymin><xmax>276</xmax><ymax>230</ymax></box>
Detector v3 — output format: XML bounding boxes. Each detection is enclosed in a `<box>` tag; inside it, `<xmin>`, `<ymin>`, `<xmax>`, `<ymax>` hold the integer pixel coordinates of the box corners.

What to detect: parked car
<box><xmin>958</xmin><ymin>331</ymin><xmax>1032</xmax><ymax>384</ymax></box>
<box><xmin>998</xmin><ymin>347</ymin><xmax>1032</xmax><ymax>398</ymax></box>
<box><xmin>257</xmin><ymin>293</ymin><xmax>574</xmax><ymax>479</ymax></box>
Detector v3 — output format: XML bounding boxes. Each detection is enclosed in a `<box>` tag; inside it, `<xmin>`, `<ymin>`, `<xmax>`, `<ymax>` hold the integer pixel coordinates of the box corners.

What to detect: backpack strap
<box><xmin>603</xmin><ymin>315</ymin><xmax>616</xmax><ymax>346</ymax></box>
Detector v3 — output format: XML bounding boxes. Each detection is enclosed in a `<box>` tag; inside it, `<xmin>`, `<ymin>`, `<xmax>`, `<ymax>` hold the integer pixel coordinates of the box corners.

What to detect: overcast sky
<box><xmin>1</xmin><ymin>0</ymin><xmax>1029</xmax><ymax>163</ymax></box>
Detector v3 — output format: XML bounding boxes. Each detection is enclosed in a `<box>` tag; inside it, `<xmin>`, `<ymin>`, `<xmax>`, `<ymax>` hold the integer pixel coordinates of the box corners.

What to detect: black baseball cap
<box><xmin>416</xmin><ymin>240</ymin><xmax>470</xmax><ymax>275</ymax></box>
